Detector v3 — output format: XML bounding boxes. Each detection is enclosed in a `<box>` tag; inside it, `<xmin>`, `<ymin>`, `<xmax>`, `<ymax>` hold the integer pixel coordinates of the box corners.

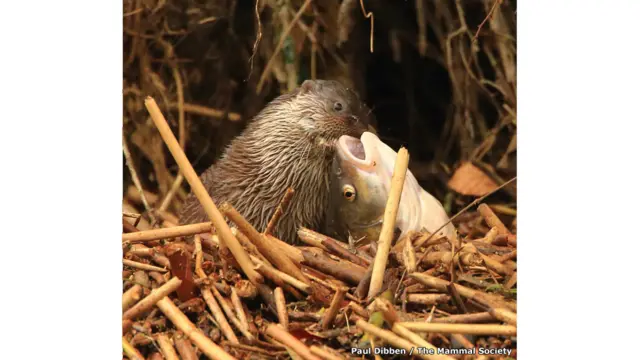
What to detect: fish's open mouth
<box><xmin>342</xmin><ymin>136</ymin><xmax>366</xmax><ymax>160</ymax></box>
<box><xmin>336</xmin><ymin>132</ymin><xmax>379</xmax><ymax>168</ymax></box>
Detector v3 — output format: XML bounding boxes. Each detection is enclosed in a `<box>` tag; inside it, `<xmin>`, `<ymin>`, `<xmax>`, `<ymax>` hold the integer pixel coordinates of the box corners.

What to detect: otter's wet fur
<box><xmin>179</xmin><ymin>80</ymin><xmax>372</xmax><ymax>244</ymax></box>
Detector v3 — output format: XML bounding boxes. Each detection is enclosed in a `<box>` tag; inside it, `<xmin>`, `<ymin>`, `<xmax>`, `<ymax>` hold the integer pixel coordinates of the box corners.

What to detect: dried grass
<box><xmin>122</xmin><ymin>1</ymin><xmax>517</xmax><ymax>358</ymax></box>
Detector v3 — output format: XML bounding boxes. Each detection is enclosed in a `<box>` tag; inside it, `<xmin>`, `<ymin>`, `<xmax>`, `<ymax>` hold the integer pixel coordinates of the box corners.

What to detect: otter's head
<box><xmin>287</xmin><ymin>80</ymin><xmax>373</xmax><ymax>144</ymax></box>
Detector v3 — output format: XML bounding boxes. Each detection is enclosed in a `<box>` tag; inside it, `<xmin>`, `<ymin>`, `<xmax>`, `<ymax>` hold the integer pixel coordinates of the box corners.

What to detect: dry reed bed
<box><xmin>122</xmin><ymin>1</ymin><xmax>517</xmax><ymax>358</ymax></box>
<box><xmin>121</xmin><ymin>99</ymin><xmax>517</xmax><ymax>359</ymax></box>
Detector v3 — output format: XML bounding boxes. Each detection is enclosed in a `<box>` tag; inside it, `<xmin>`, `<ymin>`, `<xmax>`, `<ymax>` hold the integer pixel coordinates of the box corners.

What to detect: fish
<box><xmin>325</xmin><ymin>131</ymin><xmax>457</xmax><ymax>246</ymax></box>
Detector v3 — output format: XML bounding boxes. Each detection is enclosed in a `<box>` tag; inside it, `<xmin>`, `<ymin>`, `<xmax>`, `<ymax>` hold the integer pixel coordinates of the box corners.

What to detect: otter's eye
<box><xmin>333</xmin><ymin>102</ymin><xmax>344</xmax><ymax>112</ymax></box>
<box><xmin>342</xmin><ymin>185</ymin><xmax>356</xmax><ymax>202</ymax></box>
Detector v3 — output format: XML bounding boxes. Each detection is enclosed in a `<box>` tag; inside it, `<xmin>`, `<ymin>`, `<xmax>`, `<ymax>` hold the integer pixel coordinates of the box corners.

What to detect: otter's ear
<box><xmin>299</xmin><ymin>80</ymin><xmax>318</xmax><ymax>94</ymax></box>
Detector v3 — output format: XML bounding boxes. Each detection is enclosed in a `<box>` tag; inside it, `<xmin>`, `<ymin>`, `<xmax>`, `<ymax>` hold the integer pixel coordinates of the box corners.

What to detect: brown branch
<box><xmin>448</xmin><ymin>283</ymin><xmax>467</xmax><ymax>313</ymax></box>
<box><xmin>462</xmin><ymin>243</ymin><xmax>514</xmax><ymax>276</ymax></box>
<box><xmin>409</xmin><ymin>272</ymin><xmax>516</xmax><ymax>313</ymax></box>
<box><xmin>301</xmin><ymin>249</ymin><xmax>367</xmax><ymax>285</ymax></box>
<box><xmin>358</xmin><ymin>0</ymin><xmax>375</xmax><ymax>52</ymax></box>
<box><xmin>298</xmin><ymin>229</ymin><xmax>328</xmax><ymax>250</ymax></box>
<box><xmin>265</xmin><ymin>187</ymin><xmax>295</xmax><ymax>236</ymax></box>
<box><xmin>247</xmin><ymin>0</ymin><xmax>263</xmax><ymax>80</ymax></box>
<box><xmin>321</xmin><ymin>288</ymin><xmax>347</xmax><ymax>330</ymax></box>
<box><xmin>478</xmin><ymin>204</ymin><xmax>510</xmax><ymax>235</ymax></box>
<box><xmin>432</xmin><ymin>312</ymin><xmax>495</xmax><ymax>324</ymax></box>
<box><xmin>390</xmin><ymin>323</ymin><xmax>452</xmax><ymax>360</ymax></box>
<box><xmin>193</xmin><ymin>235</ymin><xmax>204</xmax><ymax>276</ymax></box>
<box><xmin>477</xmin><ymin>226</ymin><xmax>499</xmax><ymax>244</ymax></box>
<box><xmin>206</xmin><ymin>234</ymin><xmax>305</xmax><ymax>301</ymax></box>
<box><xmin>406</xmin><ymin>294</ymin><xmax>451</xmax><ymax>306</ymax></box>
<box><xmin>158</xmin><ymin>173</ymin><xmax>184</xmax><ymax>214</ymax></box>
<box><xmin>409</xmin><ymin>233</ymin><xmax>449</xmax><ymax>251</ymax></box>
<box><xmin>265</xmin><ymin>324</ymin><xmax>322</xmax><ymax>360</ymax></box>
<box><xmin>230</xmin><ymin>288</ymin><xmax>250</xmax><ymax>335</ymax></box>
<box><xmin>415</xmin><ymin>176</ymin><xmax>517</xmax><ymax>266</ymax></box>
<box><xmin>126</xmin><ymin>186</ymin><xmax>159</xmax><ymax>207</ymax></box>
<box><xmin>234</xmin><ymin>230</ymin><xmax>271</xmax><ymax>264</ymax></box>
<box><xmin>123</xmin><ymin>218</ymin><xmax>140</xmax><ymax>233</ymax></box>
<box><xmin>122</xmin><ymin>319</ymin><xmax>133</xmax><ymax>335</ymax></box>
<box><xmin>169</xmin><ymin>102</ymin><xmax>242</xmax><ymax>122</ymax></box>
<box><xmin>348</xmin><ymin>302</ymin><xmax>370</xmax><ymax>318</ymax></box>
<box><xmin>201</xmin><ymin>289</ymin><xmax>241</xmax><ymax>343</ymax></box>
<box><xmin>211</xmin><ymin>285</ymin><xmax>255</xmax><ymax>340</ymax></box>
<box><xmin>497</xmin><ymin>250</ymin><xmax>517</xmax><ymax>263</ymax></box>
<box><xmin>504</xmin><ymin>271</ymin><xmax>517</xmax><ymax>290</ymax></box>
<box><xmin>253</xmin><ymin>260</ymin><xmax>310</xmax><ymax>293</ymax></box>
<box><xmin>123</xmin><ymin>222</ymin><xmax>213</xmax><ymax>243</ymax></box>
<box><xmin>506</xmin><ymin>234</ymin><xmax>517</xmax><ymax>247</ymax></box>
<box><xmin>396</xmin><ymin>322</ymin><xmax>516</xmax><ymax>336</ymax></box>
<box><xmin>402</xmin><ymin>236</ymin><xmax>417</xmax><ymax>273</ymax></box>
<box><xmin>144</xmin><ymin>96</ymin><xmax>262</xmax><ymax>285</ymax></box>
<box><xmin>122</xmin><ymin>336</ymin><xmax>144</xmax><ymax>360</ymax></box>
<box><xmin>157</xmin><ymin>39</ymin><xmax>186</xmax><ymax>150</ymax></box>
<box><xmin>194</xmin><ymin>236</ymin><xmax>241</xmax><ymax>344</ymax></box>
<box><xmin>122</xmin><ymin>284</ymin><xmax>142</xmax><ymax>311</ymax></box>
<box><xmin>473</xmin><ymin>0</ymin><xmax>503</xmax><ymax>41</ymax></box>
<box><xmin>372</xmin><ymin>297</ymin><xmax>400</xmax><ymax>326</ymax></box>
<box><xmin>174</xmin><ymin>333</ymin><xmax>198</xmax><ymax>360</ymax></box>
<box><xmin>200</xmin><ymin>237</ymin><xmax>255</xmax><ymax>340</ymax></box>
<box><xmin>156</xmin><ymin>334</ymin><xmax>180</xmax><ymax>360</ymax></box>
<box><xmin>480</xmin><ymin>252</ymin><xmax>515</xmax><ymax>276</ymax></box>
<box><xmin>222</xmin><ymin>203</ymin><xmax>308</xmax><ymax>285</ymax></box>
<box><xmin>126</xmin><ymin>244</ymin><xmax>171</xmax><ymax>269</ymax></box>
<box><xmin>289</xmin><ymin>311</ymin><xmax>322</xmax><ymax>322</ymax></box>
<box><xmin>123</xmin><ymin>277</ymin><xmax>182</xmax><ymax>321</ymax></box>
<box><xmin>123</xmin><ymin>259</ymin><xmax>168</xmax><ymax>273</ymax></box>
<box><xmin>419</xmin><ymin>250</ymin><xmax>481</xmax><ymax>268</ymax></box>
<box><xmin>369</xmin><ymin>148</ymin><xmax>410</xmax><ymax>297</ymax></box>
<box><xmin>274</xmin><ymin>287</ymin><xmax>289</xmax><ymax>331</ymax></box>
<box><xmin>488</xmin><ymin>306</ymin><xmax>517</xmax><ymax>326</ymax></box>
<box><xmin>148</xmin><ymin>271</ymin><xmax>167</xmax><ymax>285</ymax></box>
<box><xmin>123</xmin><ymin>211</ymin><xmax>141</xmax><ymax>219</ymax></box>
<box><xmin>298</xmin><ymin>227</ymin><xmax>370</xmax><ymax>268</ymax></box>
<box><xmin>152</xmin><ymin>253</ymin><xmax>172</xmax><ymax>269</ymax></box>
<box><xmin>122</xmin><ymin>134</ymin><xmax>157</xmax><ymax>224</ymax></box>
<box><xmin>127</xmin><ymin>244</ymin><xmax>154</xmax><ymax>257</ymax></box>
<box><xmin>355</xmin><ymin>320</ymin><xmax>431</xmax><ymax>360</ymax></box>
<box><xmin>354</xmin><ymin>263</ymin><xmax>374</xmax><ymax>300</ymax></box>
<box><xmin>304</xmin><ymin>273</ymin><xmax>357</xmax><ymax>303</ymax></box>
<box><xmin>155</xmin><ymin>297</ymin><xmax>236</xmax><ymax>360</ymax></box>
<box><xmin>489</xmin><ymin>204</ymin><xmax>517</xmax><ymax>217</ymax></box>
<box><xmin>266</xmin><ymin>234</ymin><xmax>304</xmax><ymax>264</ymax></box>
<box><xmin>222</xmin><ymin>342</ymin><xmax>285</xmax><ymax>357</ymax></box>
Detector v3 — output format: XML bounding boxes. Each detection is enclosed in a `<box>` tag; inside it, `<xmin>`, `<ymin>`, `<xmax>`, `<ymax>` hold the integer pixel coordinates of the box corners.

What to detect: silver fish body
<box><xmin>325</xmin><ymin>132</ymin><xmax>457</xmax><ymax>245</ymax></box>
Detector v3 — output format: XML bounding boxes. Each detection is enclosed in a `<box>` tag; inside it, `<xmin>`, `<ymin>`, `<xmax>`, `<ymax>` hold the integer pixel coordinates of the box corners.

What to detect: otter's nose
<box><xmin>348</xmin><ymin>116</ymin><xmax>370</xmax><ymax>136</ymax></box>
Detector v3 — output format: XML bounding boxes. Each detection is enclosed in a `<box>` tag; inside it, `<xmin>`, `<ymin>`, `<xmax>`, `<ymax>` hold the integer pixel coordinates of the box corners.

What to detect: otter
<box><xmin>179</xmin><ymin>80</ymin><xmax>372</xmax><ymax>244</ymax></box>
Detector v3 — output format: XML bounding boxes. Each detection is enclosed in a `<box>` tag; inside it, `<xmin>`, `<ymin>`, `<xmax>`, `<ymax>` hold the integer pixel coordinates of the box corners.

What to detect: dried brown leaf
<box><xmin>448</xmin><ymin>162</ymin><xmax>499</xmax><ymax>196</ymax></box>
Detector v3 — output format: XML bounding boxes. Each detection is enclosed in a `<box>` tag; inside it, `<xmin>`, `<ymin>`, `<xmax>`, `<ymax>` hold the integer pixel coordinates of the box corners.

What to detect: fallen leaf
<box><xmin>165</xmin><ymin>243</ymin><xmax>198</xmax><ymax>302</ymax></box>
<box><xmin>448</xmin><ymin>162</ymin><xmax>499</xmax><ymax>196</ymax></box>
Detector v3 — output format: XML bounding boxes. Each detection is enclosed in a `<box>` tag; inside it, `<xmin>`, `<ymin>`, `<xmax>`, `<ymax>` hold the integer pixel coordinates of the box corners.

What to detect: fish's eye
<box><xmin>333</xmin><ymin>101</ymin><xmax>344</xmax><ymax>112</ymax></box>
<box><xmin>342</xmin><ymin>185</ymin><xmax>356</xmax><ymax>202</ymax></box>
